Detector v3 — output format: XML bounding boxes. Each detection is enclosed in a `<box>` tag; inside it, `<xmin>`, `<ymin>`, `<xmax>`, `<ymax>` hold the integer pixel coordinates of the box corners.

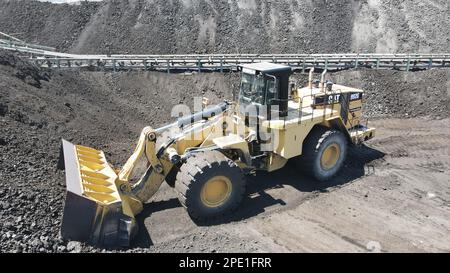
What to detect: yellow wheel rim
<box><xmin>320</xmin><ymin>143</ymin><xmax>341</xmax><ymax>170</ymax></box>
<box><xmin>200</xmin><ymin>175</ymin><xmax>232</xmax><ymax>208</ymax></box>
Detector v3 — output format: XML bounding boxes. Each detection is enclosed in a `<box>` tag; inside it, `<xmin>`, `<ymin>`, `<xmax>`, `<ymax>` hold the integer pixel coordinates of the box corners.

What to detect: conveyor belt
<box><xmin>1</xmin><ymin>34</ymin><xmax>449</xmax><ymax>72</ymax></box>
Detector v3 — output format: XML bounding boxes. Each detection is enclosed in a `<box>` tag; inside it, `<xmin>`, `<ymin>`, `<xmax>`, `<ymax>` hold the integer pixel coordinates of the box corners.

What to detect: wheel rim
<box><xmin>200</xmin><ymin>175</ymin><xmax>232</xmax><ymax>208</ymax></box>
<box><xmin>320</xmin><ymin>143</ymin><xmax>341</xmax><ymax>170</ymax></box>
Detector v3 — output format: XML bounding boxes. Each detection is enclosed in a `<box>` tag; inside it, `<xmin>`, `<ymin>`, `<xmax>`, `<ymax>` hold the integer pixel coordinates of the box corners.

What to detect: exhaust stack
<box><xmin>308</xmin><ymin>67</ymin><xmax>315</xmax><ymax>88</ymax></box>
<box><xmin>320</xmin><ymin>69</ymin><xmax>327</xmax><ymax>92</ymax></box>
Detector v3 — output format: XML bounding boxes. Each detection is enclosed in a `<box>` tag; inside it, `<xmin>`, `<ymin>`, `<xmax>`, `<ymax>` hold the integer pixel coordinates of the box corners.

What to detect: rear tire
<box><xmin>296</xmin><ymin>127</ymin><xmax>347</xmax><ymax>181</ymax></box>
<box><xmin>175</xmin><ymin>151</ymin><xmax>246</xmax><ymax>221</ymax></box>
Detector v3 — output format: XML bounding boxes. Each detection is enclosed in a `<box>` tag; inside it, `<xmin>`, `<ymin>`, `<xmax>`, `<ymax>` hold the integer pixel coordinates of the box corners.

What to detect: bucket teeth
<box><xmin>78</xmin><ymin>154</ymin><xmax>105</xmax><ymax>164</ymax></box>
<box><xmin>76</xmin><ymin>145</ymin><xmax>102</xmax><ymax>154</ymax></box>
<box><xmin>59</xmin><ymin>139</ymin><xmax>137</xmax><ymax>246</ymax></box>
<box><xmin>81</xmin><ymin>170</ymin><xmax>110</xmax><ymax>180</ymax></box>
<box><xmin>72</xmin><ymin>141</ymin><xmax>120</xmax><ymax>204</ymax></box>
<box><xmin>82</xmin><ymin>176</ymin><xmax>113</xmax><ymax>187</ymax></box>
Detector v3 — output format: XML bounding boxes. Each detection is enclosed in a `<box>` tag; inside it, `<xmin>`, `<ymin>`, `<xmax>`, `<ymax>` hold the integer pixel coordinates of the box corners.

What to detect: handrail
<box><xmin>0</xmin><ymin>37</ymin><xmax>449</xmax><ymax>72</ymax></box>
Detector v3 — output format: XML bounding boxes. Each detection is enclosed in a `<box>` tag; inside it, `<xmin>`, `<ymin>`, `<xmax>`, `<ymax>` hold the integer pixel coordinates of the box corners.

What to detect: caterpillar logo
<box><xmin>327</xmin><ymin>94</ymin><xmax>341</xmax><ymax>104</ymax></box>
<box><xmin>314</xmin><ymin>94</ymin><xmax>340</xmax><ymax>105</ymax></box>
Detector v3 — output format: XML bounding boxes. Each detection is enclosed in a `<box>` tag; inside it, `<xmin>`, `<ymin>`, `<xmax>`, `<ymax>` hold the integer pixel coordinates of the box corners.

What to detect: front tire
<box><xmin>175</xmin><ymin>151</ymin><xmax>246</xmax><ymax>221</ymax></box>
<box><xmin>297</xmin><ymin>127</ymin><xmax>347</xmax><ymax>181</ymax></box>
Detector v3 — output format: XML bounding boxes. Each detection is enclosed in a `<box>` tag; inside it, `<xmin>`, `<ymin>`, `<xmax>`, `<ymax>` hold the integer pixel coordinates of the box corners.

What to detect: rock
<box><xmin>30</xmin><ymin>238</ymin><xmax>43</xmax><ymax>248</ymax></box>
<box><xmin>57</xmin><ymin>245</ymin><xmax>67</xmax><ymax>252</ymax></box>
<box><xmin>0</xmin><ymin>201</ymin><xmax>10</xmax><ymax>209</ymax></box>
<box><xmin>13</xmin><ymin>245</ymin><xmax>23</xmax><ymax>253</ymax></box>
<box><xmin>366</xmin><ymin>241</ymin><xmax>382</xmax><ymax>253</ymax></box>
<box><xmin>67</xmin><ymin>241</ymin><xmax>82</xmax><ymax>253</ymax></box>
<box><xmin>427</xmin><ymin>192</ymin><xmax>436</xmax><ymax>198</ymax></box>
<box><xmin>4</xmin><ymin>221</ymin><xmax>14</xmax><ymax>230</ymax></box>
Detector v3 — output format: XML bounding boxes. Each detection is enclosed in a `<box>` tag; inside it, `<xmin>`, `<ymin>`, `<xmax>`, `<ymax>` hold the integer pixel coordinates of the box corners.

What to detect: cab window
<box><xmin>265</xmin><ymin>77</ymin><xmax>278</xmax><ymax>104</ymax></box>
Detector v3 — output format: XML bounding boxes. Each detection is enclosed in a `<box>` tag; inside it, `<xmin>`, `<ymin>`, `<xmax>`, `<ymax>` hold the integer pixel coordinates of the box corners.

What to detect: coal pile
<box><xmin>0</xmin><ymin>0</ymin><xmax>100</xmax><ymax>51</ymax></box>
<box><xmin>1</xmin><ymin>0</ymin><xmax>448</xmax><ymax>54</ymax></box>
<box><xmin>0</xmin><ymin>52</ymin><xmax>50</xmax><ymax>88</ymax></box>
<box><xmin>333</xmin><ymin>69</ymin><xmax>450</xmax><ymax>119</ymax></box>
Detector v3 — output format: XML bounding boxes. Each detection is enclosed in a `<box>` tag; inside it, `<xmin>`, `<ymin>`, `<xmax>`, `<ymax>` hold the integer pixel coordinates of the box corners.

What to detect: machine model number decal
<box><xmin>350</xmin><ymin>93</ymin><xmax>362</xmax><ymax>101</ymax></box>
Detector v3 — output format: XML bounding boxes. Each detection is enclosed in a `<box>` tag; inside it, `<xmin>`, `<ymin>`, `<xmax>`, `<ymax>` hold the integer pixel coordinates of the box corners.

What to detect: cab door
<box><xmin>342</xmin><ymin>92</ymin><xmax>363</xmax><ymax>128</ymax></box>
<box><xmin>264</xmin><ymin>76</ymin><xmax>280</xmax><ymax>121</ymax></box>
<box><xmin>348</xmin><ymin>92</ymin><xmax>363</xmax><ymax>127</ymax></box>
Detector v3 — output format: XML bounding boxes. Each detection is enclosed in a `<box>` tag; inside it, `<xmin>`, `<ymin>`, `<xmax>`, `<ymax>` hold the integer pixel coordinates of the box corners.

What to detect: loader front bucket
<box><xmin>59</xmin><ymin>139</ymin><xmax>138</xmax><ymax>247</ymax></box>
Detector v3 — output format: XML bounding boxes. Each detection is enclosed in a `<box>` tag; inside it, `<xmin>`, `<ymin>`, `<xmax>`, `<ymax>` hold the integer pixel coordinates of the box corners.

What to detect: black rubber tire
<box><xmin>297</xmin><ymin>127</ymin><xmax>347</xmax><ymax>181</ymax></box>
<box><xmin>175</xmin><ymin>150</ymin><xmax>246</xmax><ymax>221</ymax></box>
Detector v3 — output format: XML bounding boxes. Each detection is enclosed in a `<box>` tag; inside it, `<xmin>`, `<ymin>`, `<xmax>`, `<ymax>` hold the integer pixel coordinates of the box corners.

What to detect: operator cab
<box><xmin>238</xmin><ymin>62</ymin><xmax>292</xmax><ymax>119</ymax></box>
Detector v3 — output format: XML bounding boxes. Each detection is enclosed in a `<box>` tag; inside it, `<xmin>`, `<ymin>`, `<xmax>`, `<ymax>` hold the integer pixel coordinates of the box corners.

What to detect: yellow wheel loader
<box><xmin>58</xmin><ymin>63</ymin><xmax>375</xmax><ymax>246</ymax></box>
